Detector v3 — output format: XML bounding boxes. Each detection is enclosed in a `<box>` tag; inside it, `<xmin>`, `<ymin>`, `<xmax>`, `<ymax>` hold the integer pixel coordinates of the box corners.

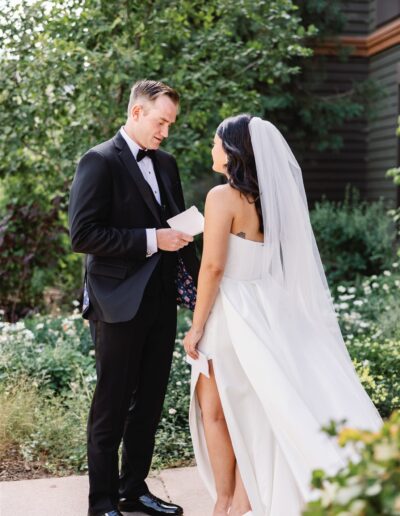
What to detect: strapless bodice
<box><xmin>223</xmin><ymin>233</ymin><xmax>264</xmax><ymax>281</ymax></box>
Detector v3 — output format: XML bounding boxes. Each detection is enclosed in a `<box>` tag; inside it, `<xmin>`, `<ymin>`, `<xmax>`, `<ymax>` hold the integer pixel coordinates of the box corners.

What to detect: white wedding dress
<box><xmin>188</xmin><ymin>233</ymin><xmax>382</xmax><ymax>516</ymax></box>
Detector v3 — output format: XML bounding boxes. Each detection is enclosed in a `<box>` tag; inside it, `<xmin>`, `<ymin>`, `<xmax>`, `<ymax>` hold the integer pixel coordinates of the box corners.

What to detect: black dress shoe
<box><xmin>119</xmin><ymin>491</ymin><xmax>183</xmax><ymax>515</ymax></box>
<box><xmin>88</xmin><ymin>510</ymin><xmax>123</xmax><ymax>516</ymax></box>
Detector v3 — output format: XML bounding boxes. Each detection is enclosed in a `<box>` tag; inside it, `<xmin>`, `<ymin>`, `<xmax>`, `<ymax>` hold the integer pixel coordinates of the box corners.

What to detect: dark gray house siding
<box><xmin>366</xmin><ymin>44</ymin><xmax>400</xmax><ymax>202</ymax></box>
<box><xmin>342</xmin><ymin>0</ymin><xmax>371</xmax><ymax>34</ymax></box>
<box><xmin>300</xmin><ymin>0</ymin><xmax>400</xmax><ymax>205</ymax></box>
<box><xmin>300</xmin><ymin>58</ymin><xmax>369</xmax><ymax>202</ymax></box>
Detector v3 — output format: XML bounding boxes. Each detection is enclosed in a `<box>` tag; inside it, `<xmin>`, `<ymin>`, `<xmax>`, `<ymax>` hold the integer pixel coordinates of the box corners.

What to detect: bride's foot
<box><xmin>212</xmin><ymin>507</ymin><xmax>230</xmax><ymax>516</ymax></box>
<box><xmin>212</xmin><ymin>498</ymin><xmax>231</xmax><ymax>516</ymax></box>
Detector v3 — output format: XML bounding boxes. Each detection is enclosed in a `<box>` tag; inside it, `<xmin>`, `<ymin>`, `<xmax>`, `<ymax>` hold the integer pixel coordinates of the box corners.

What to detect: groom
<box><xmin>68</xmin><ymin>80</ymin><xmax>199</xmax><ymax>516</ymax></box>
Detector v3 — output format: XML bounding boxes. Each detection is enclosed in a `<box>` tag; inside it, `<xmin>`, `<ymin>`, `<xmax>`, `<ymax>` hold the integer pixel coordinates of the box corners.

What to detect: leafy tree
<box><xmin>0</xmin><ymin>191</ymin><xmax>81</xmax><ymax>321</ymax></box>
<box><xmin>0</xmin><ymin>0</ymin><xmax>314</xmax><ymax>199</ymax></box>
<box><xmin>0</xmin><ymin>0</ymin><xmax>315</xmax><ymax>318</ymax></box>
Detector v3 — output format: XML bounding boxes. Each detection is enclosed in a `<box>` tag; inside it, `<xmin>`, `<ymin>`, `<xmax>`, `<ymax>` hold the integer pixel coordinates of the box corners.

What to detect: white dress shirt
<box><xmin>120</xmin><ymin>126</ymin><xmax>158</xmax><ymax>257</ymax></box>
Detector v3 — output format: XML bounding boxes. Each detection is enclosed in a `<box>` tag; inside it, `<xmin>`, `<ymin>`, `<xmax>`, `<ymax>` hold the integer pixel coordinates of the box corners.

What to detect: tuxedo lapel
<box><xmin>114</xmin><ymin>133</ymin><xmax>162</xmax><ymax>225</ymax></box>
<box><xmin>152</xmin><ymin>154</ymin><xmax>180</xmax><ymax>217</ymax></box>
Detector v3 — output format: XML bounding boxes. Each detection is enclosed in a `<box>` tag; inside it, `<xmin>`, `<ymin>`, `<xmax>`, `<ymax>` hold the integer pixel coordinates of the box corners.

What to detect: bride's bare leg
<box><xmin>229</xmin><ymin>463</ymin><xmax>252</xmax><ymax>516</ymax></box>
<box><xmin>196</xmin><ymin>360</ymin><xmax>235</xmax><ymax>515</ymax></box>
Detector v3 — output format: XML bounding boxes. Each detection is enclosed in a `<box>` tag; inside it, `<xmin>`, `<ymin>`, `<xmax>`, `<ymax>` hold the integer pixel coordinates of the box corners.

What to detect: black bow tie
<box><xmin>136</xmin><ymin>148</ymin><xmax>155</xmax><ymax>162</ymax></box>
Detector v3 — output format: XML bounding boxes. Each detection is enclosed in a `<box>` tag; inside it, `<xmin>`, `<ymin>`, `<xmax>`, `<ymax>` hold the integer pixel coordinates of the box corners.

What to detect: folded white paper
<box><xmin>167</xmin><ymin>206</ymin><xmax>204</xmax><ymax>236</ymax></box>
<box><xmin>186</xmin><ymin>350</ymin><xmax>210</xmax><ymax>378</ymax></box>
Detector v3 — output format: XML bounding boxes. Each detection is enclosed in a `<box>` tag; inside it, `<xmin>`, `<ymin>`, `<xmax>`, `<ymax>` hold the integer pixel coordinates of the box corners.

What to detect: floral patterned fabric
<box><xmin>176</xmin><ymin>257</ymin><xmax>197</xmax><ymax>311</ymax></box>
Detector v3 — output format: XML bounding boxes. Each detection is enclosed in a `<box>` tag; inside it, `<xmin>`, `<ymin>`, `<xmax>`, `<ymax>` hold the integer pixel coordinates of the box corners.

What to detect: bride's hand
<box><xmin>183</xmin><ymin>327</ymin><xmax>203</xmax><ymax>360</ymax></box>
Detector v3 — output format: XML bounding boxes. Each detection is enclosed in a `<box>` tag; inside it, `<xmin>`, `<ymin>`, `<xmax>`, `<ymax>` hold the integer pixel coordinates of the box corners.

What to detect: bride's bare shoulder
<box><xmin>204</xmin><ymin>184</ymin><xmax>236</xmax><ymax>226</ymax></box>
<box><xmin>206</xmin><ymin>184</ymin><xmax>239</xmax><ymax>205</ymax></box>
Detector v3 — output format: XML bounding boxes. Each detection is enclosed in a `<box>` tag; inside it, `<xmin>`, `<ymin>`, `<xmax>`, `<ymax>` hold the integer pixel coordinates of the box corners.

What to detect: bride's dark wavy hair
<box><xmin>217</xmin><ymin>113</ymin><xmax>263</xmax><ymax>233</ymax></box>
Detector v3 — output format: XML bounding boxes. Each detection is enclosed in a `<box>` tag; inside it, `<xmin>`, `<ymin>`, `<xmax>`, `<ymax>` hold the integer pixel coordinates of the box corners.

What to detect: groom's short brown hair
<box><xmin>127</xmin><ymin>80</ymin><xmax>180</xmax><ymax>117</ymax></box>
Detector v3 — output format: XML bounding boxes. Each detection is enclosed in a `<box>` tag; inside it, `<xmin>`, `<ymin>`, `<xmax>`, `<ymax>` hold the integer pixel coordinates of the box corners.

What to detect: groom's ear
<box><xmin>130</xmin><ymin>103</ymin><xmax>141</xmax><ymax>121</ymax></box>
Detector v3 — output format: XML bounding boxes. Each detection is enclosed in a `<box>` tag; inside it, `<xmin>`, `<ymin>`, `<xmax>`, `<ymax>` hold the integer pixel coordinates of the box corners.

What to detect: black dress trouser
<box><xmin>87</xmin><ymin>262</ymin><xmax>177</xmax><ymax>513</ymax></box>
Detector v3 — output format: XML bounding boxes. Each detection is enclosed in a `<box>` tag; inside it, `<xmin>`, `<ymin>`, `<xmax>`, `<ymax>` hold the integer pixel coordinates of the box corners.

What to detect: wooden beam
<box><xmin>314</xmin><ymin>18</ymin><xmax>400</xmax><ymax>57</ymax></box>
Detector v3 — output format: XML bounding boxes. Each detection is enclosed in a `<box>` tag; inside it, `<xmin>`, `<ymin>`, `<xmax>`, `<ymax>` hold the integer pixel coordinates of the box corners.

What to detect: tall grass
<box><xmin>0</xmin><ymin>376</ymin><xmax>91</xmax><ymax>473</ymax></box>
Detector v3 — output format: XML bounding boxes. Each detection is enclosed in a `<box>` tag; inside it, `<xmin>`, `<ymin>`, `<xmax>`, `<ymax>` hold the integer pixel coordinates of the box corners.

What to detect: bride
<box><xmin>183</xmin><ymin>115</ymin><xmax>383</xmax><ymax>516</ymax></box>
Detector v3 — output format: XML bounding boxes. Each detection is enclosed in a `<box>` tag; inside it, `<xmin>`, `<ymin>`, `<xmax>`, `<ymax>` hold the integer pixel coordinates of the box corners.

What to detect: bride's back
<box><xmin>208</xmin><ymin>184</ymin><xmax>264</xmax><ymax>280</ymax></box>
<box><xmin>227</xmin><ymin>185</ymin><xmax>264</xmax><ymax>243</ymax></box>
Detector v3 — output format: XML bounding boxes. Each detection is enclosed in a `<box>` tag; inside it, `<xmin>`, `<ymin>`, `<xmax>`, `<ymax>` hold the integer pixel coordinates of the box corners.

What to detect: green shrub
<box><xmin>0</xmin><ymin>194</ymin><xmax>82</xmax><ymax>322</ymax></box>
<box><xmin>333</xmin><ymin>264</ymin><xmax>400</xmax><ymax>341</ymax></box>
<box><xmin>0</xmin><ymin>302</ymin><xmax>398</xmax><ymax>476</ymax></box>
<box><xmin>303</xmin><ymin>411</ymin><xmax>400</xmax><ymax>515</ymax></box>
<box><xmin>0</xmin><ymin>313</ymin><xmax>95</xmax><ymax>393</ymax></box>
<box><xmin>348</xmin><ymin>338</ymin><xmax>400</xmax><ymax>419</ymax></box>
<box><xmin>0</xmin><ymin>309</ymin><xmax>195</xmax><ymax>473</ymax></box>
<box><xmin>332</xmin><ymin>267</ymin><xmax>400</xmax><ymax>418</ymax></box>
<box><xmin>310</xmin><ymin>189</ymin><xmax>396</xmax><ymax>286</ymax></box>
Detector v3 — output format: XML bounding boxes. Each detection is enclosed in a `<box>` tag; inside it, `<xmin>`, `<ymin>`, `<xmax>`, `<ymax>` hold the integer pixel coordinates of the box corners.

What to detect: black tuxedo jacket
<box><xmin>68</xmin><ymin>130</ymin><xmax>199</xmax><ymax>323</ymax></box>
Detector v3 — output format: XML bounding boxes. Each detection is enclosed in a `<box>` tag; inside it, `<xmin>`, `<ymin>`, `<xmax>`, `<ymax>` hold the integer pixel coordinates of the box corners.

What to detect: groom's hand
<box><xmin>156</xmin><ymin>228</ymin><xmax>193</xmax><ymax>252</ymax></box>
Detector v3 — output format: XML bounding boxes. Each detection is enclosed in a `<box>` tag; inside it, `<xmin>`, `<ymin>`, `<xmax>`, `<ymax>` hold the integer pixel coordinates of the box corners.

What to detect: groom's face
<box><xmin>132</xmin><ymin>95</ymin><xmax>178</xmax><ymax>150</ymax></box>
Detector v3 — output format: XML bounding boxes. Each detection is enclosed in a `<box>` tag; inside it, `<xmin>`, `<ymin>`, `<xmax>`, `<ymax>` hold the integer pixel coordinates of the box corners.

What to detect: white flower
<box><xmin>337</xmin><ymin>286</ymin><xmax>347</xmax><ymax>293</ymax></box>
<box><xmin>339</xmin><ymin>303</ymin><xmax>349</xmax><ymax>310</ymax></box>
<box><xmin>350</xmin><ymin>500</ymin><xmax>367</xmax><ymax>513</ymax></box>
<box><xmin>365</xmin><ymin>483</ymin><xmax>382</xmax><ymax>496</ymax></box>
<box><xmin>382</xmin><ymin>284</ymin><xmax>389</xmax><ymax>292</ymax></box>
<box><xmin>348</xmin><ymin>287</ymin><xmax>356</xmax><ymax>294</ymax></box>
<box><xmin>334</xmin><ymin>484</ymin><xmax>363</xmax><ymax>505</ymax></box>
<box><xmin>22</xmin><ymin>329</ymin><xmax>34</xmax><ymax>340</ymax></box>
<box><xmin>392</xmin><ymin>262</ymin><xmax>399</xmax><ymax>268</ymax></box>
<box><xmin>339</xmin><ymin>294</ymin><xmax>355</xmax><ymax>301</ymax></box>
<box><xmin>374</xmin><ymin>442</ymin><xmax>398</xmax><ymax>461</ymax></box>
<box><xmin>63</xmin><ymin>84</ymin><xmax>75</xmax><ymax>95</ymax></box>
<box><xmin>353</xmin><ymin>300</ymin><xmax>363</xmax><ymax>306</ymax></box>
<box><xmin>45</xmin><ymin>84</ymin><xmax>55</xmax><ymax>97</ymax></box>
<box><xmin>72</xmin><ymin>300</ymin><xmax>80</xmax><ymax>307</ymax></box>
<box><xmin>168</xmin><ymin>408</ymin><xmax>177</xmax><ymax>415</ymax></box>
<box><xmin>176</xmin><ymin>381</ymin><xmax>182</xmax><ymax>386</ymax></box>
<box><xmin>35</xmin><ymin>323</ymin><xmax>45</xmax><ymax>330</ymax></box>
<box><xmin>383</xmin><ymin>270</ymin><xmax>391</xmax><ymax>277</ymax></box>
<box><xmin>320</xmin><ymin>481</ymin><xmax>338</xmax><ymax>507</ymax></box>
<box><xmin>372</xmin><ymin>282</ymin><xmax>379</xmax><ymax>289</ymax></box>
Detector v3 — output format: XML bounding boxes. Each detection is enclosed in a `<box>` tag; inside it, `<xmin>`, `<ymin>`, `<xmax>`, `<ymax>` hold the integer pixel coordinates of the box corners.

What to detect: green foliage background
<box><xmin>0</xmin><ymin>0</ymin><xmax>382</xmax><ymax>318</ymax></box>
<box><xmin>0</xmin><ymin>0</ymin><xmax>315</xmax><ymax>201</ymax></box>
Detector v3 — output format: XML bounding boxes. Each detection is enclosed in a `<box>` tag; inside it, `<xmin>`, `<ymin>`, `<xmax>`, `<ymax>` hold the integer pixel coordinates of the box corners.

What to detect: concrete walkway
<box><xmin>0</xmin><ymin>466</ymin><xmax>213</xmax><ymax>516</ymax></box>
